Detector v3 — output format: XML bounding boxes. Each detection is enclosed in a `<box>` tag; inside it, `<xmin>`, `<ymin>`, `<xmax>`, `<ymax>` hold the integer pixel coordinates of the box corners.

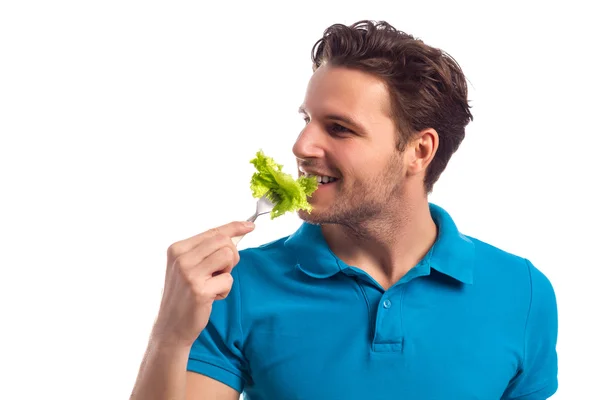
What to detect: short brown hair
<box><xmin>311</xmin><ymin>20</ymin><xmax>473</xmax><ymax>193</ymax></box>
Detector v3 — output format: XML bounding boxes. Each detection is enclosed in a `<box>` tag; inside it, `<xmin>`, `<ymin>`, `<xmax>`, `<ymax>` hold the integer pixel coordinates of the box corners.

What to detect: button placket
<box><xmin>372</xmin><ymin>287</ymin><xmax>405</xmax><ymax>352</ymax></box>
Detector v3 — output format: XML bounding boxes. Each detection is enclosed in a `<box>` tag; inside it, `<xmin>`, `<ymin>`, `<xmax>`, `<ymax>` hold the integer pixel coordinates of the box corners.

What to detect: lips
<box><xmin>306</xmin><ymin>173</ymin><xmax>338</xmax><ymax>183</ymax></box>
<box><xmin>298</xmin><ymin>164</ymin><xmax>341</xmax><ymax>188</ymax></box>
<box><xmin>299</xmin><ymin>172</ymin><xmax>338</xmax><ymax>187</ymax></box>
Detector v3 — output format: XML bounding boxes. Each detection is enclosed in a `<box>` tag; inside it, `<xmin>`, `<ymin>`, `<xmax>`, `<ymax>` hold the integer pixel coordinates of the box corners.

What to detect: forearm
<box><xmin>130</xmin><ymin>336</ymin><xmax>191</xmax><ymax>400</ymax></box>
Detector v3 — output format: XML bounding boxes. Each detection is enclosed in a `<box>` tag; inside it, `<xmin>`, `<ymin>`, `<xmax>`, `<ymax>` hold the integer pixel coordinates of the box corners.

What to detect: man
<box><xmin>131</xmin><ymin>20</ymin><xmax>558</xmax><ymax>399</ymax></box>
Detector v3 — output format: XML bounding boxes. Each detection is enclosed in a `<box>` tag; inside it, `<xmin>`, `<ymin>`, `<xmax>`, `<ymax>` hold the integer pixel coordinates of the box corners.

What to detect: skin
<box><xmin>294</xmin><ymin>64</ymin><xmax>440</xmax><ymax>289</ymax></box>
<box><xmin>131</xmin><ymin>62</ymin><xmax>443</xmax><ymax>400</ymax></box>
<box><xmin>130</xmin><ymin>221</ymin><xmax>254</xmax><ymax>400</ymax></box>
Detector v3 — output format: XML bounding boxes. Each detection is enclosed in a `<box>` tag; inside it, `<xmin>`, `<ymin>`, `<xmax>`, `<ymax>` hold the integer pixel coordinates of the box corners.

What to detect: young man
<box><xmin>131</xmin><ymin>21</ymin><xmax>558</xmax><ymax>399</ymax></box>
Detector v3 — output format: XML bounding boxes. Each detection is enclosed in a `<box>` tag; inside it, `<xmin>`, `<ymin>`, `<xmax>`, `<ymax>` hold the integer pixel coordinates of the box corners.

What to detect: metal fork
<box><xmin>232</xmin><ymin>195</ymin><xmax>275</xmax><ymax>246</ymax></box>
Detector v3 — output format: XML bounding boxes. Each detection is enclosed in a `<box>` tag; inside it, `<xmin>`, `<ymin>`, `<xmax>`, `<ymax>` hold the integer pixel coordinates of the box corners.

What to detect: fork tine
<box><xmin>233</xmin><ymin>195</ymin><xmax>276</xmax><ymax>246</ymax></box>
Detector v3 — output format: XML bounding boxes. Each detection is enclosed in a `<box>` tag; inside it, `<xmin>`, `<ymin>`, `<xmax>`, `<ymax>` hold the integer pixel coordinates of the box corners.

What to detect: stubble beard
<box><xmin>298</xmin><ymin>155</ymin><xmax>404</xmax><ymax>237</ymax></box>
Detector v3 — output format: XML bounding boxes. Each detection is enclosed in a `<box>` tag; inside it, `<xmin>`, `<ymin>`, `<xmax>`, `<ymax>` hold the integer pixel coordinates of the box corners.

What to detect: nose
<box><xmin>292</xmin><ymin>122</ymin><xmax>326</xmax><ymax>160</ymax></box>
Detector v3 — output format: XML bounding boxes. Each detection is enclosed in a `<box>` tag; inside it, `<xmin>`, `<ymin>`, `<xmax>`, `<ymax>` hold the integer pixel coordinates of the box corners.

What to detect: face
<box><xmin>292</xmin><ymin>64</ymin><xmax>407</xmax><ymax>226</ymax></box>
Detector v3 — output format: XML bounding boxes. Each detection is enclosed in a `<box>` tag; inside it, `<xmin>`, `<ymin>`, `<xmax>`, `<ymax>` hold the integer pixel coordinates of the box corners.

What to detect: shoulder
<box><xmin>468</xmin><ymin>235</ymin><xmax>527</xmax><ymax>269</ymax></box>
<box><xmin>231</xmin><ymin>235</ymin><xmax>299</xmax><ymax>290</ymax></box>
<box><xmin>466</xmin><ymin>235</ymin><xmax>556</xmax><ymax>306</ymax></box>
<box><xmin>468</xmin><ymin>235</ymin><xmax>549</xmax><ymax>279</ymax></box>
<box><xmin>237</xmin><ymin>236</ymin><xmax>294</xmax><ymax>270</ymax></box>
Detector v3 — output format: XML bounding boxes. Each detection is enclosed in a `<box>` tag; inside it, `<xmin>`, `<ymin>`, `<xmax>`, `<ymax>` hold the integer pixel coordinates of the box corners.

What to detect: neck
<box><xmin>321</xmin><ymin>195</ymin><xmax>437</xmax><ymax>290</ymax></box>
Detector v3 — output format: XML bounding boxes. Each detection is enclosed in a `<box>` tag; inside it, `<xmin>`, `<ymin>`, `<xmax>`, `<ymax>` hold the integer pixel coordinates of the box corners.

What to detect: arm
<box><xmin>185</xmin><ymin>372</ymin><xmax>240</xmax><ymax>400</ymax></box>
<box><xmin>130</xmin><ymin>337</ymin><xmax>240</xmax><ymax>400</ymax></box>
<box><xmin>501</xmin><ymin>259</ymin><xmax>558</xmax><ymax>399</ymax></box>
<box><xmin>129</xmin><ymin>221</ymin><xmax>255</xmax><ymax>400</ymax></box>
<box><xmin>129</xmin><ymin>339</ymin><xmax>189</xmax><ymax>400</ymax></box>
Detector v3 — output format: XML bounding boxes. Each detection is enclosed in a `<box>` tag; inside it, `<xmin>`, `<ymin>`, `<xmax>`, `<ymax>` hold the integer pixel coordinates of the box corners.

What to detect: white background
<box><xmin>1</xmin><ymin>0</ymin><xmax>598</xmax><ymax>399</ymax></box>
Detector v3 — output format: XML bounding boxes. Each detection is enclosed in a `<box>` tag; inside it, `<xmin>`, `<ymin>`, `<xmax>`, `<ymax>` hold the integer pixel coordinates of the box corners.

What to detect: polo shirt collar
<box><xmin>283</xmin><ymin>203</ymin><xmax>474</xmax><ymax>284</ymax></box>
<box><xmin>427</xmin><ymin>203</ymin><xmax>474</xmax><ymax>284</ymax></box>
<box><xmin>284</xmin><ymin>221</ymin><xmax>343</xmax><ymax>279</ymax></box>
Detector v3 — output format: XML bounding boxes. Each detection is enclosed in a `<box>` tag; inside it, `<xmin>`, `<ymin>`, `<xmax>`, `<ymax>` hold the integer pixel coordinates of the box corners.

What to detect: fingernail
<box><xmin>244</xmin><ymin>221</ymin><xmax>255</xmax><ymax>228</ymax></box>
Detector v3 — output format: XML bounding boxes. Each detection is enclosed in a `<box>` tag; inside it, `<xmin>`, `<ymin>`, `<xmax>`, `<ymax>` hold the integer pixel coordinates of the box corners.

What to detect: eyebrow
<box><xmin>298</xmin><ymin>106</ymin><xmax>366</xmax><ymax>133</ymax></box>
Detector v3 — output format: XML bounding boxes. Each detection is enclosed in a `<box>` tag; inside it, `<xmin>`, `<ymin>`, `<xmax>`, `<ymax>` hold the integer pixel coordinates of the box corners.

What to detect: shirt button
<box><xmin>383</xmin><ymin>299</ymin><xmax>392</xmax><ymax>309</ymax></box>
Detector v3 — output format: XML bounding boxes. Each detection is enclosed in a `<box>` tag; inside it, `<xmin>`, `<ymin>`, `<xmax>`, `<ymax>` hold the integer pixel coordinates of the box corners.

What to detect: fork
<box><xmin>231</xmin><ymin>195</ymin><xmax>275</xmax><ymax>246</ymax></box>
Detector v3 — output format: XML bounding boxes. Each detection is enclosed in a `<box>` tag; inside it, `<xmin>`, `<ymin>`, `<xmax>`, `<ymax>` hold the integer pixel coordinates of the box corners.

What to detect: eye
<box><xmin>303</xmin><ymin>116</ymin><xmax>310</xmax><ymax>124</ymax></box>
<box><xmin>328</xmin><ymin>123</ymin><xmax>353</xmax><ymax>136</ymax></box>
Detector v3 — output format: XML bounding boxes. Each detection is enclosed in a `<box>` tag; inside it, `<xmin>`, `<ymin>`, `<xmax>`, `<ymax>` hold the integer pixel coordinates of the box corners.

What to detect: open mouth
<box><xmin>304</xmin><ymin>174</ymin><xmax>339</xmax><ymax>186</ymax></box>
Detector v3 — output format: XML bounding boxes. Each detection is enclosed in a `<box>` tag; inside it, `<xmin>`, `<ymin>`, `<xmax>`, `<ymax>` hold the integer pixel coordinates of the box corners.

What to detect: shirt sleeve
<box><xmin>502</xmin><ymin>259</ymin><xmax>558</xmax><ymax>399</ymax></box>
<box><xmin>186</xmin><ymin>265</ymin><xmax>249</xmax><ymax>393</ymax></box>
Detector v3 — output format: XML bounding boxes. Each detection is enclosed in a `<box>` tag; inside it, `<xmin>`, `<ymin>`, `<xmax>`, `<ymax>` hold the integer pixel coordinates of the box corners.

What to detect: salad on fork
<box><xmin>232</xmin><ymin>150</ymin><xmax>318</xmax><ymax>245</ymax></box>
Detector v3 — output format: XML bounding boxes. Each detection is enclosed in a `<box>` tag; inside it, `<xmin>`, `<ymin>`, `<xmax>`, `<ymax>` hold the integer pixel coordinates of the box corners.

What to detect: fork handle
<box><xmin>231</xmin><ymin>235</ymin><xmax>244</xmax><ymax>246</ymax></box>
<box><xmin>231</xmin><ymin>213</ymin><xmax>258</xmax><ymax>246</ymax></box>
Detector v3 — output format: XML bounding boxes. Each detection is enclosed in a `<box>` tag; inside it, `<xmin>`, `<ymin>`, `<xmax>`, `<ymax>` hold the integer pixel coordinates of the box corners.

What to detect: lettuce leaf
<box><xmin>249</xmin><ymin>150</ymin><xmax>318</xmax><ymax>219</ymax></box>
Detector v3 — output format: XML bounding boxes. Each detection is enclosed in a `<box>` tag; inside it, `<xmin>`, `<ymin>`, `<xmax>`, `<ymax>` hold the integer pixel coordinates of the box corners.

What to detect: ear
<box><xmin>404</xmin><ymin>128</ymin><xmax>438</xmax><ymax>176</ymax></box>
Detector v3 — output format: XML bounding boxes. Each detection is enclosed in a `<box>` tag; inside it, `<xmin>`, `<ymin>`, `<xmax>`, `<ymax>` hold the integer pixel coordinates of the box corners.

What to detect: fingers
<box><xmin>168</xmin><ymin>221</ymin><xmax>255</xmax><ymax>260</ymax></box>
<box><xmin>193</xmin><ymin>245</ymin><xmax>237</xmax><ymax>277</ymax></box>
<box><xmin>203</xmin><ymin>272</ymin><xmax>234</xmax><ymax>300</ymax></box>
<box><xmin>174</xmin><ymin>233</ymin><xmax>238</xmax><ymax>274</ymax></box>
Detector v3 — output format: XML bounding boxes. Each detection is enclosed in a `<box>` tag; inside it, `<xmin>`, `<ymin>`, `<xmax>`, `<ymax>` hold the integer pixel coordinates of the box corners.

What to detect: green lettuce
<box><xmin>249</xmin><ymin>150</ymin><xmax>318</xmax><ymax>219</ymax></box>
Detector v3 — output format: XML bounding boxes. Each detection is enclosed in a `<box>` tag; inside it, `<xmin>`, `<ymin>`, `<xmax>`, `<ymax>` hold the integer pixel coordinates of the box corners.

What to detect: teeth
<box><xmin>303</xmin><ymin>172</ymin><xmax>337</xmax><ymax>184</ymax></box>
<box><xmin>317</xmin><ymin>175</ymin><xmax>337</xmax><ymax>185</ymax></box>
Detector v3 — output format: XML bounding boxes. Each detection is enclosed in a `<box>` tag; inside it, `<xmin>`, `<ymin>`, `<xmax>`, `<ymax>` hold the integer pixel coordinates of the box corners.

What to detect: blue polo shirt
<box><xmin>187</xmin><ymin>203</ymin><xmax>558</xmax><ymax>399</ymax></box>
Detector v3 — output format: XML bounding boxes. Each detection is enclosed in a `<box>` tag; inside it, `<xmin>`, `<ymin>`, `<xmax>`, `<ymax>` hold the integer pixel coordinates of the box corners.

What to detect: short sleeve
<box><xmin>502</xmin><ymin>259</ymin><xmax>558</xmax><ymax>399</ymax></box>
<box><xmin>186</xmin><ymin>266</ymin><xmax>249</xmax><ymax>393</ymax></box>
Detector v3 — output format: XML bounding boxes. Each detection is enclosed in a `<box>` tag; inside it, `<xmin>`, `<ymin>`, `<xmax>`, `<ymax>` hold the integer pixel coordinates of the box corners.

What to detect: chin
<box><xmin>297</xmin><ymin>208</ymin><xmax>327</xmax><ymax>225</ymax></box>
<box><xmin>298</xmin><ymin>206</ymin><xmax>343</xmax><ymax>226</ymax></box>
<box><xmin>297</xmin><ymin>209</ymin><xmax>318</xmax><ymax>223</ymax></box>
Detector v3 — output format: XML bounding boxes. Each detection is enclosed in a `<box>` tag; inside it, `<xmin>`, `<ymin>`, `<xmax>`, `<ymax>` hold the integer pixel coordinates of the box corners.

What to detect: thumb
<box><xmin>215</xmin><ymin>220</ymin><xmax>256</xmax><ymax>239</ymax></box>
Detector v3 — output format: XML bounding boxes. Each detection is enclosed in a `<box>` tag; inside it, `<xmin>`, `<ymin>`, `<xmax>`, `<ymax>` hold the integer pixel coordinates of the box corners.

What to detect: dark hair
<box><xmin>311</xmin><ymin>20</ymin><xmax>473</xmax><ymax>193</ymax></box>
